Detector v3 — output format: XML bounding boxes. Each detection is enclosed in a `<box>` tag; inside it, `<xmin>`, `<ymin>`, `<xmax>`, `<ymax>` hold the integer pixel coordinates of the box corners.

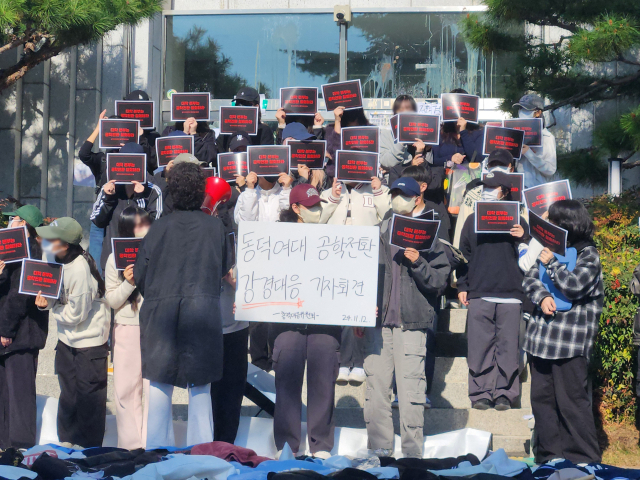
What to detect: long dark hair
<box><xmin>440</xmin><ymin>121</ymin><xmax>461</xmax><ymax>145</ymax></box>
<box><xmin>117</xmin><ymin>206</ymin><xmax>148</xmax><ymax>311</ymax></box>
<box><xmin>392</xmin><ymin>94</ymin><xmax>417</xmax><ymax>114</ymax></box>
<box><xmin>65</xmin><ymin>245</ymin><xmax>106</xmax><ymax>298</ymax></box>
<box><xmin>548</xmin><ymin>199</ymin><xmax>595</xmax><ymax>245</ymax></box>
<box><xmin>341</xmin><ymin>108</ymin><xmax>370</xmax><ymax>127</ymax></box>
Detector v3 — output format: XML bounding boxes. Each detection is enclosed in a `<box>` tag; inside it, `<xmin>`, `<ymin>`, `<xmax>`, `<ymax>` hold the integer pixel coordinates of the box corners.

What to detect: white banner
<box><xmin>235</xmin><ymin>222</ymin><xmax>379</xmax><ymax>327</ymax></box>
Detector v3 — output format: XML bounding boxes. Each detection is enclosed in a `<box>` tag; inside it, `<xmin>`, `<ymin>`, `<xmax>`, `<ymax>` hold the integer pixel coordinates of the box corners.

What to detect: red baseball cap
<box><xmin>289</xmin><ymin>184</ymin><xmax>326</xmax><ymax>207</ymax></box>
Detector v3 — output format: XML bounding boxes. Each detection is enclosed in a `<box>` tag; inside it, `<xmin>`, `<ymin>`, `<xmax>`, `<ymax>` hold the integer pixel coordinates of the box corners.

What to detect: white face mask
<box><xmin>518</xmin><ymin>109</ymin><xmax>536</xmax><ymax>119</ymax></box>
<box><xmin>298</xmin><ymin>205</ymin><xmax>322</xmax><ymax>224</ymax></box>
<box><xmin>481</xmin><ymin>188</ymin><xmax>502</xmax><ymax>201</ymax></box>
<box><xmin>391</xmin><ymin>195</ymin><xmax>416</xmax><ymax>215</ymax></box>
<box><xmin>489</xmin><ymin>165</ymin><xmax>511</xmax><ymax>174</ymax></box>
<box><xmin>41</xmin><ymin>239</ymin><xmax>65</xmax><ymax>260</ymax></box>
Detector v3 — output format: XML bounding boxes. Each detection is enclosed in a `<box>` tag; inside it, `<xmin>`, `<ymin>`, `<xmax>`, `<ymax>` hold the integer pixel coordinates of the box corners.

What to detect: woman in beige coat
<box><xmin>104</xmin><ymin>206</ymin><xmax>151</xmax><ymax>449</ymax></box>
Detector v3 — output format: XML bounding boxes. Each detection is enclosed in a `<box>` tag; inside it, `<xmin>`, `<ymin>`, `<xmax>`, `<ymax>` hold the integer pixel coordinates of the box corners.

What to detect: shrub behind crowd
<box><xmin>589</xmin><ymin>190</ymin><xmax>640</xmax><ymax>423</ymax></box>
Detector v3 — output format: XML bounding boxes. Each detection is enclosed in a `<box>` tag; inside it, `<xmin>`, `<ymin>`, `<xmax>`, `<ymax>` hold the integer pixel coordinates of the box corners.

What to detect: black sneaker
<box><xmin>494</xmin><ymin>396</ymin><xmax>511</xmax><ymax>411</ymax></box>
<box><xmin>472</xmin><ymin>398</ymin><xmax>492</xmax><ymax>410</ymax></box>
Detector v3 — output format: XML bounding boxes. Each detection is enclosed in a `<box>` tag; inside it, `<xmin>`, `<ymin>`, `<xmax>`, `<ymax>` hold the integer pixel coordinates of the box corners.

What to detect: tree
<box><xmin>461</xmin><ymin>1</ymin><xmax>640</xmax><ymax>186</ymax></box>
<box><xmin>0</xmin><ymin>0</ymin><xmax>162</xmax><ymax>92</ymax></box>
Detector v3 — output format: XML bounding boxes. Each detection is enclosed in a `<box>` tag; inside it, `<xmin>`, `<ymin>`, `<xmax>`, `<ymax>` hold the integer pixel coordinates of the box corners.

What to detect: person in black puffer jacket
<box><xmin>629</xmin><ymin>264</ymin><xmax>640</xmax><ymax>401</ymax></box>
<box><xmin>0</xmin><ymin>205</ymin><xmax>48</xmax><ymax>449</ymax></box>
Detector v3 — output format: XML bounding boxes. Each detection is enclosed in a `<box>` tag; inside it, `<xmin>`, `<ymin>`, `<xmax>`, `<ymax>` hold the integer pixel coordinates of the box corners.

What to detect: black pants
<box><xmin>249</xmin><ymin>323</ymin><xmax>273</xmax><ymax>371</ymax></box>
<box><xmin>636</xmin><ymin>346</ymin><xmax>640</xmax><ymax>398</ymax></box>
<box><xmin>530</xmin><ymin>355</ymin><xmax>601</xmax><ymax>464</ymax></box>
<box><xmin>0</xmin><ymin>350</ymin><xmax>38</xmax><ymax>449</ymax></box>
<box><xmin>211</xmin><ymin>327</ymin><xmax>249</xmax><ymax>444</ymax></box>
<box><xmin>273</xmin><ymin>327</ymin><xmax>340</xmax><ymax>454</ymax></box>
<box><xmin>339</xmin><ymin>327</ymin><xmax>363</xmax><ymax>369</ymax></box>
<box><xmin>55</xmin><ymin>341</ymin><xmax>108</xmax><ymax>447</ymax></box>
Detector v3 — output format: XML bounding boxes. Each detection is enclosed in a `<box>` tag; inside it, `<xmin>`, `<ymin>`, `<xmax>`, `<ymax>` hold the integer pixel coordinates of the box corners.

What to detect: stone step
<box><xmin>437</xmin><ymin>308</ymin><xmax>467</xmax><ymax>333</ymax></box>
<box><xmin>334</xmin><ymin>406</ymin><xmax>531</xmax><ymax>437</ymax></box>
<box><xmin>492</xmin><ymin>435</ymin><xmax>531</xmax><ymax>457</ymax></box>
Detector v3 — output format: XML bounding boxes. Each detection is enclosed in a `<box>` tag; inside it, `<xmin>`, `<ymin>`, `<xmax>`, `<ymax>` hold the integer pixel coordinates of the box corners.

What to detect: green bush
<box><xmin>589</xmin><ymin>190</ymin><xmax>640</xmax><ymax>422</ymax></box>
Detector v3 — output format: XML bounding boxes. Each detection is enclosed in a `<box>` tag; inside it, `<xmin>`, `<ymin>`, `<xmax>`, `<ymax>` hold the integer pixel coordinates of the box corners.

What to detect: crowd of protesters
<box><xmin>0</xmin><ymin>86</ymin><xmax>625</xmax><ymax>468</ymax></box>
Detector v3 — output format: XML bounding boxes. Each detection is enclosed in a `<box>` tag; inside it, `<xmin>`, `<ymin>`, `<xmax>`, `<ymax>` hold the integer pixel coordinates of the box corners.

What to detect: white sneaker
<box><xmin>313</xmin><ymin>450</ymin><xmax>332</xmax><ymax>460</ymax></box>
<box><xmin>337</xmin><ymin>367</ymin><xmax>350</xmax><ymax>384</ymax></box>
<box><xmin>349</xmin><ymin>367</ymin><xmax>366</xmax><ymax>384</ymax></box>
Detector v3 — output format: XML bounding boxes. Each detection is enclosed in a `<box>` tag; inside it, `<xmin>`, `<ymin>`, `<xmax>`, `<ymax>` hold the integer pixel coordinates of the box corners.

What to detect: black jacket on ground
<box><xmin>457</xmin><ymin>213</ymin><xmax>529</xmax><ymax>301</ymax></box>
<box><xmin>216</xmin><ymin>122</ymin><xmax>274</xmax><ymax>152</ymax></box>
<box><xmin>378</xmin><ymin>214</ymin><xmax>450</xmax><ymax>331</ymax></box>
<box><xmin>90</xmin><ymin>183</ymin><xmax>163</xmax><ymax>272</ymax></box>
<box><xmin>0</xmin><ymin>239</ymin><xmax>48</xmax><ymax>355</ymax></box>
<box><xmin>134</xmin><ymin>210</ymin><xmax>228</xmax><ymax>387</ymax></box>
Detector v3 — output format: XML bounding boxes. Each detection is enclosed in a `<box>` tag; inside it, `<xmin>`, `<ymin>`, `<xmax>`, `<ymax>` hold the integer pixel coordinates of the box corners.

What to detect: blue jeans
<box><xmin>89</xmin><ymin>223</ymin><xmax>104</xmax><ymax>274</ymax></box>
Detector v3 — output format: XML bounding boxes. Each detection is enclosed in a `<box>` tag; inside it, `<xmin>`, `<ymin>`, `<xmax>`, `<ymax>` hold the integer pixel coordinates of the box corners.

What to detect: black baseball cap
<box><xmin>480</xmin><ymin>171</ymin><xmax>512</xmax><ymax>190</ymax></box>
<box><xmin>229</xmin><ymin>131</ymin><xmax>252</xmax><ymax>151</ymax></box>
<box><xmin>234</xmin><ymin>87</ymin><xmax>260</xmax><ymax>104</ymax></box>
<box><xmin>486</xmin><ymin>149</ymin><xmax>515</xmax><ymax>168</ymax></box>
<box><xmin>126</xmin><ymin>90</ymin><xmax>150</xmax><ymax>101</ymax></box>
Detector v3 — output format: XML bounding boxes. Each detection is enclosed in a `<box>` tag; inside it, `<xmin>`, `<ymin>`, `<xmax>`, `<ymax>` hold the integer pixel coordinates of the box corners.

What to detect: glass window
<box><xmin>164</xmin><ymin>14</ymin><xmax>339</xmax><ymax>100</ymax></box>
<box><xmin>347</xmin><ymin>12</ymin><xmax>514</xmax><ymax>99</ymax></box>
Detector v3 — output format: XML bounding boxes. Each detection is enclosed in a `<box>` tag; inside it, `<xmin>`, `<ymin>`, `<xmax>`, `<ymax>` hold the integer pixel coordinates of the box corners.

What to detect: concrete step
<box><xmin>493</xmin><ymin>435</ymin><xmax>531</xmax><ymax>457</ymax></box>
<box><xmin>434</xmin><ymin>332</ymin><xmax>467</xmax><ymax>357</ymax></box>
<box><xmin>334</xmin><ymin>406</ymin><xmax>531</xmax><ymax>437</ymax></box>
<box><xmin>437</xmin><ymin>308</ymin><xmax>467</xmax><ymax>333</ymax></box>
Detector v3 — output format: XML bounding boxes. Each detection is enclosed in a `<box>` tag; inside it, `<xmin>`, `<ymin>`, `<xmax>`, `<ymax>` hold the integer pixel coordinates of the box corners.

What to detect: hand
<box><xmin>1</xmin><ymin>337</ymin><xmax>12</xmax><ymax>347</ymax></box>
<box><xmin>234</xmin><ymin>174</ymin><xmax>246</xmax><ymax>187</ymax></box>
<box><xmin>354</xmin><ymin>327</ymin><xmax>365</xmax><ymax>338</ymax></box>
<box><xmin>457</xmin><ymin>117</ymin><xmax>467</xmax><ymax>131</ymax></box>
<box><xmin>184</xmin><ymin>117</ymin><xmax>197</xmax><ymax>135</ymax></box>
<box><xmin>278</xmin><ymin>172</ymin><xmax>293</xmax><ymax>188</ymax></box>
<box><xmin>132</xmin><ymin>181</ymin><xmax>145</xmax><ymax>194</ymax></box>
<box><xmin>103</xmin><ymin>179</ymin><xmax>116</xmax><ymax>195</ymax></box>
<box><xmin>138</xmin><ymin>124</ymin><xmax>144</xmax><ymax>137</ymax></box>
<box><xmin>458</xmin><ymin>291</ymin><xmax>469</xmax><ymax>306</ymax></box>
<box><xmin>246</xmin><ymin>172</ymin><xmax>258</xmax><ymax>189</ymax></box>
<box><xmin>541</xmin><ymin>211</ymin><xmax>549</xmax><ymax>220</ymax></box>
<box><xmin>165</xmin><ymin>160</ymin><xmax>175</xmax><ymax>173</ymax></box>
<box><xmin>0</xmin><ymin>260</ymin><xmax>5</xmax><ymax>276</ymax></box>
<box><xmin>413</xmin><ymin>139</ymin><xmax>426</xmax><ymax>154</ymax></box>
<box><xmin>539</xmin><ymin>247</ymin><xmax>554</xmax><ymax>265</ymax></box>
<box><xmin>541</xmin><ymin>296</ymin><xmax>556</xmax><ymax>315</ymax></box>
<box><xmin>34</xmin><ymin>291</ymin><xmax>48</xmax><ymax>308</ymax></box>
<box><xmin>452</xmin><ymin>153</ymin><xmax>466</xmax><ymax>165</ymax></box>
<box><xmin>313</xmin><ymin>112</ymin><xmax>324</xmax><ymax>127</ymax></box>
<box><xmin>404</xmin><ymin>248</ymin><xmax>420</xmax><ymax>264</ymax></box>
<box><xmin>510</xmin><ymin>224</ymin><xmax>524</xmax><ymax>238</ymax></box>
<box><xmin>411</xmin><ymin>155</ymin><xmax>425</xmax><ymax>166</ymax></box>
<box><xmin>224</xmin><ymin>268</ymin><xmax>236</xmax><ymax>288</ymax></box>
<box><xmin>371</xmin><ymin>176</ymin><xmax>382</xmax><ymax>191</ymax></box>
<box><xmin>276</xmin><ymin>108</ymin><xmax>286</xmax><ymax>126</ymax></box>
<box><xmin>93</xmin><ymin>109</ymin><xmax>107</xmax><ymax>133</ymax></box>
<box><xmin>311</xmin><ymin>169</ymin><xmax>325</xmax><ymax>188</ymax></box>
<box><xmin>331</xmin><ymin>177</ymin><xmax>342</xmax><ymax>198</ymax></box>
<box><xmin>297</xmin><ymin>164</ymin><xmax>311</xmax><ymax>180</ymax></box>
<box><xmin>333</xmin><ymin>106</ymin><xmax>345</xmax><ymax>129</ymax></box>
<box><xmin>123</xmin><ymin>264</ymin><xmax>135</xmax><ymax>285</ymax></box>
<box><xmin>522</xmin><ymin>144</ymin><xmax>530</xmax><ymax>154</ymax></box>
<box><xmin>232</xmin><ymin>302</ymin><xmax>236</xmax><ymax>315</ymax></box>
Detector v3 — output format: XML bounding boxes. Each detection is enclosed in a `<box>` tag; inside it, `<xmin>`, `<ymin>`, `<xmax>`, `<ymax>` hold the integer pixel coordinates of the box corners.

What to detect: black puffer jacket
<box><xmin>630</xmin><ymin>264</ymin><xmax>640</xmax><ymax>346</ymax></box>
<box><xmin>0</xmin><ymin>239</ymin><xmax>48</xmax><ymax>355</ymax></box>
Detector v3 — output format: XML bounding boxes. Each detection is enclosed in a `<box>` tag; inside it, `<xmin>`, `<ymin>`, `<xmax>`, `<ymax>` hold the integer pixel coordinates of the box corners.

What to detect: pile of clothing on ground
<box><xmin>1</xmin><ymin>443</ymin><xmax>638</xmax><ymax>480</ymax></box>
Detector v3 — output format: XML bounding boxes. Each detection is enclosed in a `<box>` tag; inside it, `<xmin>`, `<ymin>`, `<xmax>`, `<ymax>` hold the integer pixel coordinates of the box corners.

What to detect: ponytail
<box><xmin>66</xmin><ymin>244</ymin><xmax>106</xmax><ymax>298</ymax></box>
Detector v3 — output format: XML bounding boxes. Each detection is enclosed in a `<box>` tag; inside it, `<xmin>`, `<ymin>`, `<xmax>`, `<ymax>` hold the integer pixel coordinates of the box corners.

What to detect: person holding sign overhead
<box><xmin>523</xmin><ymin>200</ymin><xmax>602</xmax><ymax>464</ymax></box>
<box><xmin>457</xmin><ymin>171</ymin><xmax>530</xmax><ymax>411</ymax></box>
<box><xmin>217</xmin><ymin>87</ymin><xmax>274</xmax><ymax>152</ymax></box>
<box><xmin>0</xmin><ymin>205</ymin><xmax>47</xmax><ymax>449</ymax></box>
<box><xmin>104</xmin><ymin>206</ymin><xmax>151</xmax><ymax>450</ymax></box>
<box><xmin>33</xmin><ymin>218</ymin><xmax>110</xmax><ymax>448</ymax></box>
<box><xmin>364</xmin><ymin>177</ymin><xmax>450</xmax><ymax>458</ymax></box>
<box><xmin>512</xmin><ymin>94</ymin><xmax>557</xmax><ymax>188</ymax></box>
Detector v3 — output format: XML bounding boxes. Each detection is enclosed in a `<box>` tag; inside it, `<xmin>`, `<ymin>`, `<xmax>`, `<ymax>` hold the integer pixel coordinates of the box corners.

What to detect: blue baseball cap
<box><xmin>283</xmin><ymin>122</ymin><xmax>315</xmax><ymax>141</ymax></box>
<box><xmin>390</xmin><ymin>177</ymin><xmax>421</xmax><ymax>196</ymax></box>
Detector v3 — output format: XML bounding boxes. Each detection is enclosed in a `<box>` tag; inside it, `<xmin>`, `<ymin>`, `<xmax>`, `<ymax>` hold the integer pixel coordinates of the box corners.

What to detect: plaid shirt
<box><xmin>523</xmin><ymin>246</ymin><xmax>604</xmax><ymax>360</ymax></box>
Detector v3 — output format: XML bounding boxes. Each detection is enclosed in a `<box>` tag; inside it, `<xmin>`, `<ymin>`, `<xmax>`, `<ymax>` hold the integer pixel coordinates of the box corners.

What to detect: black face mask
<box><xmin>263</xmin><ymin>175</ymin><xmax>279</xmax><ymax>184</ymax></box>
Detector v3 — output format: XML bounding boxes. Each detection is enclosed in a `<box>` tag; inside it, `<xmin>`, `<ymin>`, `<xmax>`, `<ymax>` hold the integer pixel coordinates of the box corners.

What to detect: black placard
<box><xmin>523</xmin><ymin>180</ymin><xmax>572</xmax><ymax>216</ymax></box>
<box><xmin>335</xmin><ymin>150</ymin><xmax>379</xmax><ymax>183</ymax></box>
<box><xmin>19</xmin><ymin>259</ymin><xmax>63</xmax><ymax>299</ymax></box>
<box><xmin>341</xmin><ymin>126</ymin><xmax>379</xmax><ymax>153</ymax></box>
<box><xmin>503</xmin><ymin>118</ymin><xmax>543</xmax><ymax>147</ymax></box>
<box><xmin>321</xmin><ymin>80</ymin><xmax>363</xmax><ymax>111</ymax></box>
<box><xmin>441</xmin><ymin>93</ymin><xmax>480</xmax><ymax>123</ymax></box>
<box><xmin>390</xmin><ymin>214</ymin><xmax>440</xmax><ymax>252</ymax></box>
<box><xmin>416</xmin><ymin>209</ymin><xmax>434</xmax><ymax>220</ymax></box>
<box><xmin>111</xmin><ymin>238</ymin><xmax>142</xmax><ymax>271</ymax></box>
<box><xmin>389</xmin><ymin>115</ymin><xmax>398</xmax><ymax>142</ymax></box>
<box><xmin>217</xmin><ymin>152</ymin><xmax>249</xmax><ymax>182</ymax></box>
<box><xmin>155</xmin><ymin>136</ymin><xmax>194</xmax><ymax>167</ymax></box>
<box><xmin>99</xmin><ymin>119</ymin><xmax>140</xmax><ymax>149</ymax></box>
<box><xmin>482</xmin><ymin>172</ymin><xmax>524</xmax><ymax>203</ymax></box>
<box><xmin>106</xmin><ymin>154</ymin><xmax>147</xmax><ymax>184</ymax></box>
<box><xmin>529</xmin><ymin>211</ymin><xmax>568</xmax><ymax>256</ymax></box>
<box><xmin>219</xmin><ymin>106</ymin><xmax>259</xmax><ymax>136</ymax></box>
<box><xmin>482</xmin><ymin>126</ymin><xmax>525</xmax><ymax>160</ymax></box>
<box><xmin>115</xmin><ymin>100</ymin><xmax>155</xmax><ymax>129</ymax></box>
<box><xmin>280</xmin><ymin>87</ymin><xmax>318</xmax><ymax>115</ymax></box>
<box><xmin>475</xmin><ymin>201</ymin><xmax>520</xmax><ymax>234</ymax></box>
<box><xmin>397</xmin><ymin>114</ymin><xmax>440</xmax><ymax>145</ymax></box>
<box><xmin>289</xmin><ymin>140</ymin><xmax>326</xmax><ymax>169</ymax></box>
<box><xmin>202</xmin><ymin>167</ymin><xmax>217</xmax><ymax>178</ymax></box>
<box><xmin>247</xmin><ymin>146</ymin><xmax>290</xmax><ymax>177</ymax></box>
<box><xmin>170</xmin><ymin>92</ymin><xmax>211</xmax><ymax>121</ymax></box>
<box><xmin>0</xmin><ymin>227</ymin><xmax>30</xmax><ymax>263</ymax></box>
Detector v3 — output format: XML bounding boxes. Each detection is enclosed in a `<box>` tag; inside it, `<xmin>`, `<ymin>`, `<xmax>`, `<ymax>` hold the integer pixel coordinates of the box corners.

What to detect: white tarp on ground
<box><xmin>36</xmin><ymin>395</ymin><xmax>491</xmax><ymax>460</ymax></box>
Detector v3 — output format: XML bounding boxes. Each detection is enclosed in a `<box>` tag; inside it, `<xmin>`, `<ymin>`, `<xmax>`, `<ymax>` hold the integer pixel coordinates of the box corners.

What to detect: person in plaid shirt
<box><xmin>523</xmin><ymin>199</ymin><xmax>603</xmax><ymax>464</ymax></box>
